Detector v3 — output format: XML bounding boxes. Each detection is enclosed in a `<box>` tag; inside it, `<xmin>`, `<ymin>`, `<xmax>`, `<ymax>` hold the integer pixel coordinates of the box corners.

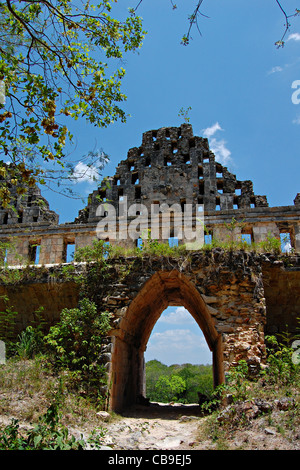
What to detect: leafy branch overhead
<box><xmin>0</xmin><ymin>0</ymin><xmax>145</xmax><ymax>198</ymax></box>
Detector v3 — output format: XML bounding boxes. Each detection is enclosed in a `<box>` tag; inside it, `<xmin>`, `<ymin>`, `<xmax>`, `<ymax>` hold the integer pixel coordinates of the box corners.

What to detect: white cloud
<box><xmin>72</xmin><ymin>161</ymin><xmax>99</xmax><ymax>184</ymax></box>
<box><xmin>201</xmin><ymin>122</ymin><xmax>232</xmax><ymax>166</ymax></box>
<box><xmin>148</xmin><ymin>329</ymin><xmax>206</xmax><ymax>354</ymax></box>
<box><xmin>71</xmin><ymin>151</ymin><xmax>109</xmax><ymax>184</ymax></box>
<box><xmin>209</xmin><ymin>137</ymin><xmax>232</xmax><ymax>165</ymax></box>
<box><xmin>292</xmin><ymin>116</ymin><xmax>300</xmax><ymax>125</ymax></box>
<box><xmin>287</xmin><ymin>33</ymin><xmax>300</xmax><ymax>42</ymax></box>
<box><xmin>145</xmin><ymin>307</ymin><xmax>213</xmax><ymax>365</ymax></box>
<box><xmin>158</xmin><ymin>307</ymin><xmax>195</xmax><ymax>325</ymax></box>
<box><xmin>268</xmin><ymin>66</ymin><xmax>283</xmax><ymax>74</ymax></box>
<box><xmin>146</xmin><ymin>328</ymin><xmax>212</xmax><ymax>365</ymax></box>
<box><xmin>202</xmin><ymin>122</ymin><xmax>223</xmax><ymax>138</ymax></box>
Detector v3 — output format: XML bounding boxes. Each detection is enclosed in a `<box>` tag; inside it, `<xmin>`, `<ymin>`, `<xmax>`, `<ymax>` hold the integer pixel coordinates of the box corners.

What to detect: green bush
<box><xmin>0</xmin><ymin>296</ymin><xmax>18</xmax><ymax>357</ymax></box>
<box><xmin>264</xmin><ymin>335</ymin><xmax>300</xmax><ymax>386</ymax></box>
<box><xmin>73</xmin><ymin>239</ymin><xmax>111</xmax><ymax>263</ymax></box>
<box><xmin>154</xmin><ymin>375</ymin><xmax>186</xmax><ymax>403</ymax></box>
<box><xmin>45</xmin><ymin>298</ymin><xmax>111</xmax><ymax>400</ymax></box>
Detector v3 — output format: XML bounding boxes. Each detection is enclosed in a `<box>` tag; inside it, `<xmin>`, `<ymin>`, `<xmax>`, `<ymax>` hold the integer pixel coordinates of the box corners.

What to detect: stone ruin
<box><xmin>76</xmin><ymin>123</ymin><xmax>270</xmax><ymax>224</ymax></box>
<box><xmin>1</xmin><ymin>123</ymin><xmax>300</xmax><ymax>254</ymax></box>
<box><xmin>0</xmin><ymin>124</ymin><xmax>299</xmax><ymax>411</ymax></box>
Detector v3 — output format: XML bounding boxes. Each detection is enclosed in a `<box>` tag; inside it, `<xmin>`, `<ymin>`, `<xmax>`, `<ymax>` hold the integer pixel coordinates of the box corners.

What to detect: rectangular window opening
<box><xmin>29</xmin><ymin>243</ymin><xmax>41</xmax><ymax>265</ymax></box>
<box><xmin>99</xmin><ymin>189</ymin><xmax>106</xmax><ymax>201</ymax></box>
<box><xmin>66</xmin><ymin>243</ymin><xmax>75</xmax><ymax>262</ymax></box>
<box><xmin>135</xmin><ymin>186</ymin><xmax>141</xmax><ymax>199</ymax></box>
<box><xmin>136</xmin><ymin>237</ymin><xmax>143</xmax><ymax>250</ymax></box>
<box><xmin>128</xmin><ymin>162</ymin><xmax>135</xmax><ymax>171</ymax></box>
<box><xmin>132</xmin><ymin>173</ymin><xmax>139</xmax><ymax>185</ymax></box>
<box><xmin>280</xmin><ymin>233</ymin><xmax>292</xmax><ymax>253</ymax></box>
<box><xmin>168</xmin><ymin>236</ymin><xmax>178</xmax><ymax>248</ymax></box>
<box><xmin>103</xmin><ymin>240</ymin><xmax>110</xmax><ymax>259</ymax></box>
<box><xmin>204</xmin><ymin>233</ymin><xmax>212</xmax><ymax>245</ymax></box>
<box><xmin>189</xmin><ymin>137</ymin><xmax>195</xmax><ymax>148</ymax></box>
<box><xmin>241</xmin><ymin>233</ymin><xmax>252</xmax><ymax>245</ymax></box>
<box><xmin>180</xmin><ymin>199</ymin><xmax>186</xmax><ymax>212</ymax></box>
<box><xmin>1</xmin><ymin>245</ymin><xmax>8</xmax><ymax>266</ymax></box>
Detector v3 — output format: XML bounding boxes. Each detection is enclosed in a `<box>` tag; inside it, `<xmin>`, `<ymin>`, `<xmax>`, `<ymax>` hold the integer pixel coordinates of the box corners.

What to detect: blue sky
<box><xmin>144</xmin><ymin>306</ymin><xmax>212</xmax><ymax>366</ymax></box>
<box><xmin>41</xmin><ymin>1</ymin><xmax>300</xmax><ymax>365</ymax></box>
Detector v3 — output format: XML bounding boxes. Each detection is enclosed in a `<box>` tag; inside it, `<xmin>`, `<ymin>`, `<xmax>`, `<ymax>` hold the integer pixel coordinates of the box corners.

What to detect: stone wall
<box><xmin>1</xmin><ymin>251</ymin><xmax>299</xmax><ymax>411</ymax></box>
<box><xmin>0</xmin><ymin>124</ymin><xmax>299</xmax><ymax>411</ymax></box>
<box><xmin>1</xmin><ymin>124</ymin><xmax>299</xmax><ymax>266</ymax></box>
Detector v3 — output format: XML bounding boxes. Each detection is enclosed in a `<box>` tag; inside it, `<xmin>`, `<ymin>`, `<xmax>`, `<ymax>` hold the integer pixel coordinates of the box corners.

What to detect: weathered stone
<box><xmin>96</xmin><ymin>411</ymin><xmax>111</xmax><ymax>422</ymax></box>
<box><xmin>0</xmin><ymin>124</ymin><xmax>299</xmax><ymax>413</ymax></box>
<box><xmin>275</xmin><ymin>397</ymin><xmax>296</xmax><ymax>411</ymax></box>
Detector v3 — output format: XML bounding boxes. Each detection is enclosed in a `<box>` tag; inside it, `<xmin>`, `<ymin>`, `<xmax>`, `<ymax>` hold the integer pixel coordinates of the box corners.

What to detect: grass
<box><xmin>0</xmin><ymin>356</ymin><xmax>106</xmax><ymax>431</ymax></box>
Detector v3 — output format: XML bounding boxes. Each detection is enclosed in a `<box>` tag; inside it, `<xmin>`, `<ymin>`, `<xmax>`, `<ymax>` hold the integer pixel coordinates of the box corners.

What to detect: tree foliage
<box><xmin>0</xmin><ymin>0</ymin><xmax>145</xmax><ymax>200</ymax></box>
<box><xmin>146</xmin><ymin>360</ymin><xmax>213</xmax><ymax>404</ymax></box>
<box><xmin>45</xmin><ymin>298</ymin><xmax>112</xmax><ymax>399</ymax></box>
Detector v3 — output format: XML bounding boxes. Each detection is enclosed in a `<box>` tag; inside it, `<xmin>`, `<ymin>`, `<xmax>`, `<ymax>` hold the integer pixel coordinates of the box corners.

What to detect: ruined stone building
<box><xmin>0</xmin><ymin>124</ymin><xmax>299</xmax><ymax>411</ymax></box>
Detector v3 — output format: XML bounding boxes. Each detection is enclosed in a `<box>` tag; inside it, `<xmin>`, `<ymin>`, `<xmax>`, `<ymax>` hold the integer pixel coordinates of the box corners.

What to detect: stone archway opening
<box><xmin>144</xmin><ymin>305</ymin><xmax>213</xmax><ymax>404</ymax></box>
<box><xmin>108</xmin><ymin>270</ymin><xmax>224</xmax><ymax>412</ymax></box>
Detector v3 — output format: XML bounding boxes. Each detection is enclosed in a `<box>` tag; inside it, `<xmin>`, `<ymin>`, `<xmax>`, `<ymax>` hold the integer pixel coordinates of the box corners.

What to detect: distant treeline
<box><xmin>145</xmin><ymin>360</ymin><xmax>213</xmax><ymax>404</ymax></box>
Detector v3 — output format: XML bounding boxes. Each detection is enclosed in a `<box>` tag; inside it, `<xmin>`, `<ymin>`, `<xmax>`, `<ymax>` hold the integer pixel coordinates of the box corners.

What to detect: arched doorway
<box><xmin>108</xmin><ymin>270</ymin><xmax>224</xmax><ymax>412</ymax></box>
<box><xmin>145</xmin><ymin>305</ymin><xmax>213</xmax><ymax>404</ymax></box>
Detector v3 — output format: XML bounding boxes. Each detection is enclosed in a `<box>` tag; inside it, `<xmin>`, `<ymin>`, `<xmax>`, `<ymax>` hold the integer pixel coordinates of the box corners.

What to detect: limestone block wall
<box><xmin>0</xmin><ymin>250</ymin><xmax>299</xmax><ymax>411</ymax></box>
<box><xmin>84</xmin><ymin>251</ymin><xmax>268</xmax><ymax>409</ymax></box>
<box><xmin>262</xmin><ymin>257</ymin><xmax>300</xmax><ymax>335</ymax></box>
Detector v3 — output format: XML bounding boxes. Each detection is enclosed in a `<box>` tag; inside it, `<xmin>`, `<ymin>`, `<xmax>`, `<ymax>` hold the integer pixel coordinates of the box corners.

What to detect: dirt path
<box><xmin>99</xmin><ymin>403</ymin><xmax>210</xmax><ymax>450</ymax></box>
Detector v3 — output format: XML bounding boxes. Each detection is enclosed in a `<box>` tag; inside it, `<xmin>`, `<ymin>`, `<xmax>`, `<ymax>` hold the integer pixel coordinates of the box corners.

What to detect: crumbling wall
<box><xmin>0</xmin><ymin>164</ymin><xmax>59</xmax><ymax>226</ymax></box>
<box><xmin>0</xmin><ymin>250</ymin><xmax>275</xmax><ymax>411</ymax></box>
<box><xmin>1</xmin><ymin>124</ymin><xmax>299</xmax><ymax>263</ymax></box>
<box><xmin>0</xmin><ymin>125</ymin><xmax>299</xmax><ymax>412</ymax></box>
<box><xmin>76</xmin><ymin>123</ymin><xmax>269</xmax><ymax>223</ymax></box>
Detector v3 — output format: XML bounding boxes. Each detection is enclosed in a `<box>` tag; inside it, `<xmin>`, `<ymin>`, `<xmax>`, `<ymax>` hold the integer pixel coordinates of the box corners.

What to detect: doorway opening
<box><xmin>108</xmin><ymin>270</ymin><xmax>224</xmax><ymax>412</ymax></box>
<box><xmin>144</xmin><ymin>306</ymin><xmax>213</xmax><ymax>405</ymax></box>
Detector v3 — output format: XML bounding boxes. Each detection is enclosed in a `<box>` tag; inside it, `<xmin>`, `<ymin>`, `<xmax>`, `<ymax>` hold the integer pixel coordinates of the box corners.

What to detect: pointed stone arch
<box><xmin>108</xmin><ymin>269</ymin><xmax>224</xmax><ymax>412</ymax></box>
